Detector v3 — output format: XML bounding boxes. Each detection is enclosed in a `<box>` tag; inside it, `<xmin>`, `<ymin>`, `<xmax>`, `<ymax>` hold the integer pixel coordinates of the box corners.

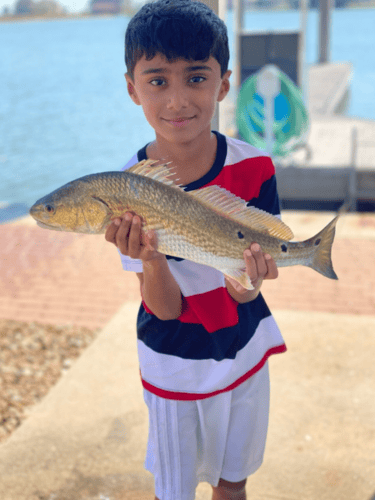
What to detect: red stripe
<box><xmin>205</xmin><ymin>157</ymin><xmax>275</xmax><ymax>201</ymax></box>
<box><xmin>142</xmin><ymin>299</ymin><xmax>153</xmax><ymax>315</ymax></box>
<box><xmin>141</xmin><ymin>344</ymin><xmax>287</xmax><ymax>401</ymax></box>
<box><xmin>142</xmin><ymin>287</ymin><xmax>239</xmax><ymax>334</ymax></box>
<box><xmin>178</xmin><ymin>287</ymin><xmax>239</xmax><ymax>333</ymax></box>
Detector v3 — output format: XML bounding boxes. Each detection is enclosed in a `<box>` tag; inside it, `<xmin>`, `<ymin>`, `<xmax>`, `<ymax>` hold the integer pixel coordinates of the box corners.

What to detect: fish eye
<box><xmin>45</xmin><ymin>204</ymin><xmax>54</xmax><ymax>213</ymax></box>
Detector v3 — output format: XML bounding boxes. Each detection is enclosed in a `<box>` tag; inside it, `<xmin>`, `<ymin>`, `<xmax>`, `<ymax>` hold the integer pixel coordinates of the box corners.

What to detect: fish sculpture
<box><xmin>29</xmin><ymin>160</ymin><xmax>338</xmax><ymax>290</ymax></box>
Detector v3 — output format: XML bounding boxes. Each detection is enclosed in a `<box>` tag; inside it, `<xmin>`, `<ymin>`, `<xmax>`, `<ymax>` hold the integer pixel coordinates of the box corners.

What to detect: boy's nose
<box><xmin>166</xmin><ymin>90</ymin><xmax>189</xmax><ymax>110</ymax></box>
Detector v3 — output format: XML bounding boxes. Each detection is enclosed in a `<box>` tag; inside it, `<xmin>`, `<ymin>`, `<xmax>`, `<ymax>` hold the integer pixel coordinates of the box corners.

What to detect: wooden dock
<box><xmin>308</xmin><ymin>62</ymin><xmax>353</xmax><ymax>115</ymax></box>
<box><xmin>277</xmin><ymin>62</ymin><xmax>375</xmax><ymax>209</ymax></box>
<box><xmin>221</xmin><ymin>62</ymin><xmax>375</xmax><ymax>210</ymax></box>
<box><xmin>276</xmin><ymin>114</ymin><xmax>375</xmax><ymax>209</ymax></box>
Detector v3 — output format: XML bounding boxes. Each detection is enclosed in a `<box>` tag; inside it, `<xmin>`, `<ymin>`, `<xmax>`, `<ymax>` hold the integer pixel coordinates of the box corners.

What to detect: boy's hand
<box><xmin>225</xmin><ymin>242</ymin><xmax>278</xmax><ymax>300</ymax></box>
<box><xmin>105</xmin><ymin>212</ymin><xmax>163</xmax><ymax>262</ymax></box>
<box><xmin>243</xmin><ymin>242</ymin><xmax>278</xmax><ymax>289</ymax></box>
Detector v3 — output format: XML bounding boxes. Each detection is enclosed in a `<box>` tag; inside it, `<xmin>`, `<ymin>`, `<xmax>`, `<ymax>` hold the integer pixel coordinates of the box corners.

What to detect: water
<box><xmin>1</xmin><ymin>9</ymin><xmax>375</xmax><ymax>217</ymax></box>
<box><xmin>0</xmin><ymin>16</ymin><xmax>155</xmax><ymax>215</ymax></box>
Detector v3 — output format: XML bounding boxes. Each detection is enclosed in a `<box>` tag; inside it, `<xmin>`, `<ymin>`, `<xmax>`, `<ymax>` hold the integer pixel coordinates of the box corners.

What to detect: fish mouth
<box><xmin>36</xmin><ymin>221</ymin><xmax>62</xmax><ymax>231</ymax></box>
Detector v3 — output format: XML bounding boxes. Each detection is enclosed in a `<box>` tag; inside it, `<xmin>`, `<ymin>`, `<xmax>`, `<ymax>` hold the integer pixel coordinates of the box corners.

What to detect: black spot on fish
<box><xmin>314</xmin><ymin>238</ymin><xmax>321</xmax><ymax>246</ymax></box>
<box><xmin>237</xmin><ymin>231</ymin><xmax>244</xmax><ymax>239</ymax></box>
<box><xmin>281</xmin><ymin>244</ymin><xmax>288</xmax><ymax>253</ymax></box>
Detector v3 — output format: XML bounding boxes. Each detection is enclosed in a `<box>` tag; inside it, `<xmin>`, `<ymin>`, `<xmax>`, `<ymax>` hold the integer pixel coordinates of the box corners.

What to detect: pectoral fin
<box><xmin>223</xmin><ymin>268</ymin><xmax>254</xmax><ymax>290</ymax></box>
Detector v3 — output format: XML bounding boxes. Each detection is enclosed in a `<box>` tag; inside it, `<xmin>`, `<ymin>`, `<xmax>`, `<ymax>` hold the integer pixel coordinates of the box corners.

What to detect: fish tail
<box><xmin>305</xmin><ymin>216</ymin><xmax>339</xmax><ymax>280</ymax></box>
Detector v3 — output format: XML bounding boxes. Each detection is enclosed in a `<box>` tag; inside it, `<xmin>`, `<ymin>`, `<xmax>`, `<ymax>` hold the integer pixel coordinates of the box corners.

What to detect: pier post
<box><xmin>319</xmin><ymin>0</ymin><xmax>331</xmax><ymax>64</ymax></box>
<box><xmin>348</xmin><ymin>127</ymin><xmax>358</xmax><ymax>211</ymax></box>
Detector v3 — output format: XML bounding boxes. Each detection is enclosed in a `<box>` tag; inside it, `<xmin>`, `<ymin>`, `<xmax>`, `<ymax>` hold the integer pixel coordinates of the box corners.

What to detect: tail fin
<box><xmin>305</xmin><ymin>216</ymin><xmax>339</xmax><ymax>280</ymax></box>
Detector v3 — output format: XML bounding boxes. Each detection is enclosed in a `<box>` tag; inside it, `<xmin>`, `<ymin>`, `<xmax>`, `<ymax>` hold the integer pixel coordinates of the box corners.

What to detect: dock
<box><xmin>277</xmin><ymin>114</ymin><xmax>375</xmax><ymax>209</ymax></box>
<box><xmin>308</xmin><ymin>62</ymin><xmax>352</xmax><ymax>115</ymax></box>
<box><xmin>221</xmin><ymin>62</ymin><xmax>375</xmax><ymax>210</ymax></box>
<box><xmin>278</xmin><ymin>62</ymin><xmax>375</xmax><ymax>209</ymax></box>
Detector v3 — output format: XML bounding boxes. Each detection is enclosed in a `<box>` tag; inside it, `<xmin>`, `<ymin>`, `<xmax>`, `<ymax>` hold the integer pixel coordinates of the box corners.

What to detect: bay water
<box><xmin>0</xmin><ymin>8</ymin><xmax>374</xmax><ymax>216</ymax></box>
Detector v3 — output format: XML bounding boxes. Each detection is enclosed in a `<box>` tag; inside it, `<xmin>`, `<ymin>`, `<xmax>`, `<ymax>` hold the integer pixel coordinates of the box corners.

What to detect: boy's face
<box><xmin>125</xmin><ymin>54</ymin><xmax>231</xmax><ymax>147</ymax></box>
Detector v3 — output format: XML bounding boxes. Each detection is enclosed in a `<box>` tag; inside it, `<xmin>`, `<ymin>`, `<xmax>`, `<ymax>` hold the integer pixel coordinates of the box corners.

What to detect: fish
<box><xmin>29</xmin><ymin>159</ymin><xmax>339</xmax><ymax>290</ymax></box>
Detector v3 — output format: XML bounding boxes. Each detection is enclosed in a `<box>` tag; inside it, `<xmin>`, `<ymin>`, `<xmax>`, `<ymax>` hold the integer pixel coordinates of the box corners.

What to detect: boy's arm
<box><xmin>225</xmin><ymin>243</ymin><xmax>278</xmax><ymax>303</ymax></box>
<box><xmin>137</xmin><ymin>258</ymin><xmax>182</xmax><ymax>320</ymax></box>
<box><xmin>105</xmin><ymin>213</ymin><xmax>182</xmax><ymax>321</ymax></box>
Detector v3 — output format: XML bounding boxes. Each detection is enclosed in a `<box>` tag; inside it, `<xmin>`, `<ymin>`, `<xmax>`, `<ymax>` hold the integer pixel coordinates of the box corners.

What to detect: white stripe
<box><xmin>118</xmin><ymin>249</ymin><xmax>143</xmax><ymax>272</ymax></box>
<box><xmin>225</xmin><ymin>136</ymin><xmax>266</xmax><ymax>166</ymax></box>
<box><xmin>120</xmin><ymin>154</ymin><xmax>138</xmax><ymax>171</ymax></box>
<box><xmin>138</xmin><ymin>315</ymin><xmax>284</xmax><ymax>395</ymax></box>
<box><xmin>152</xmin><ymin>397</ymin><xmax>182</xmax><ymax>499</ymax></box>
<box><xmin>168</xmin><ymin>259</ymin><xmax>226</xmax><ymax>297</ymax></box>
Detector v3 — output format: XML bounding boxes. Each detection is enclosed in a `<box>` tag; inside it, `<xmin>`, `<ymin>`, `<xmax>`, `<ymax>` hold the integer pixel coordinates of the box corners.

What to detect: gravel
<box><xmin>0</xmin><ymin>319</ymin><xmax>99</xmax><ymax>443</ymax></box>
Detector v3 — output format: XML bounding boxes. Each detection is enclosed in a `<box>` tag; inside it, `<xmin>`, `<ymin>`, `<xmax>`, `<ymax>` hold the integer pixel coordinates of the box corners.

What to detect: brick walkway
<box><xmin>0</xmin><ymin>222</ymin><xmax>374</xmax><ymax>330</ymax></box>
<box><xmin>263</xmin><ymin>237</ymin><xmax>375</xmax><ymax>315</ymax></box>
<box><xmin>0</xmin><ymin>225</ymin><xmax>141</xmax><ymax>330</ymax></box>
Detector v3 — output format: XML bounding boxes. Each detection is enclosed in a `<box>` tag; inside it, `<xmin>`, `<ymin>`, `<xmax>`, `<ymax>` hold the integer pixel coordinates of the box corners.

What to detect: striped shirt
<box><xmin>119</xmin><ymin>132</ymin><xmax>286</xmax><ymax>400</ymax></box>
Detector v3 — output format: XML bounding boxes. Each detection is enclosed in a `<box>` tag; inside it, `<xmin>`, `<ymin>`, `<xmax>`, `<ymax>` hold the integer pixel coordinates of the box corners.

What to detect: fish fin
<box><xmin>305</xmin><ymin>216</ymin><xmax>339</xmax><ymax>280</ymax></box>
<box><xmin>190</xmin><ymin>185</ymin><xmax>294</xmax><ymax>241</ymax></box>
<box><xmin>223</xmin><ymin>269</ymin><xmax>254</xmax><ymax>290</ymax></box>
<box><xmin>127</xmin><ymin>159</ymin><xmax>159</xmax><ymax>173</ymax></box>
<box><xmin>127</xmin><ymin>160</ymin><xmax>183</xmax><ymax>188</ymax></box>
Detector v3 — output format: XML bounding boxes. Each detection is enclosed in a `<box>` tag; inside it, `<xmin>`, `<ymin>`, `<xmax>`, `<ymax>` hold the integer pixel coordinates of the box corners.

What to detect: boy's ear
<box><xmin>217</xmin><ymin>69</ymin><xmax>232</xmax><ymax>103</ymax></box>
<box><xmin>125</xmin><ymin>73</ymin><xmax>141</xmax><ymax>105</ymax></box>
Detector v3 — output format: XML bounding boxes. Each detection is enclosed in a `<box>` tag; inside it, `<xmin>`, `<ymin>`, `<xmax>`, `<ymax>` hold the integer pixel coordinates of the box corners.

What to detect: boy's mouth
<box><xmin>164</xmin><ymin>116</ymin><xmax>195</xmax><ymax>128</ymax></box>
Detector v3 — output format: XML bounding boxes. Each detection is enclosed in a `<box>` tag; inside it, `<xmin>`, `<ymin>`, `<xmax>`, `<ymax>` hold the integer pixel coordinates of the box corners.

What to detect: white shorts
<box><xmin>143</xmin><ymin>361</ymin><xmax>270</xmax><ymax>500</ymax></box>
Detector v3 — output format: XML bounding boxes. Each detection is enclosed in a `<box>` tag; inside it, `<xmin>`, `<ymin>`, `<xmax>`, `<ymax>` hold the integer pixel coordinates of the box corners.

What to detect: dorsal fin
<box><xmin>127</xmin><ymin>160</ymin><xmax>182</xmax><ymax>188</ymax></box>
<box><xmin>189</xmin><ymin>185</ymin><xmax>294</xmax><ymax>241</ymax></box>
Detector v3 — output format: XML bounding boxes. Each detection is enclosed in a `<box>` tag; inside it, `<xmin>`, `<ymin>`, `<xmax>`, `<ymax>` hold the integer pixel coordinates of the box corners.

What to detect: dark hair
<box><xmin>125</xmin><ymin>0</ymin><xmax>229</xmax><ymax>79</ymax></box>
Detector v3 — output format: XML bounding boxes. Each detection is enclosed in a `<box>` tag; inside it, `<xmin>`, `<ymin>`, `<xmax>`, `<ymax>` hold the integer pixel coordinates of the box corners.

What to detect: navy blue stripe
<box><xmin>137</xmin><ymin>144</ymin><xmax>148</xmax><ymax>162</ymax></box>
<box><xmin>183</xmin><ymin>131</ymin><xmax>227</xmax><ymax>191</ymax></box>
<box><xmin>137</xmin><ymin>294</ymin><xmax>272</xmax><ymax>362</ymax></box>
<box><xmin>166</xmin><ymin>255</ymin><xmax>184</xmax><ymax>262</ymax></box>
<box><xmin>247</xmin><ymin>175</ymin><xmax>280</xmax><ymax>216</ymax></box>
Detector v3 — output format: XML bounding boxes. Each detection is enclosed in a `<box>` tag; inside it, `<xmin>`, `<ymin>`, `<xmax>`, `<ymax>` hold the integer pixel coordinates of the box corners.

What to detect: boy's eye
<box><xmin>150</xmin><ymin>78</ymin><xmax>165</xmax><ymax>86</ymax></box>
<box><xmin>189</xmin><ymin>76</ymin><xmax>205</xmax><ymax>84</ymax></box>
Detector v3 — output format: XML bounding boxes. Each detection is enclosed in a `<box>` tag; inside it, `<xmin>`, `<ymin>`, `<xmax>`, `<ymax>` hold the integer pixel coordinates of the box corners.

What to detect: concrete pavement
<box><xmin>0</xmin><ymin>303</ymin><xmax>374</xmax><ymax>500</ymax></box>
<box><xmin>0</xmin><ymin>211</ymin><xmax>374</xmax><ymax>499</ymax></box>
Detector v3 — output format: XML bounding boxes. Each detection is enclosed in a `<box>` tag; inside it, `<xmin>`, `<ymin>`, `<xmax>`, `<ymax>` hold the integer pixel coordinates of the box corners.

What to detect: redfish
<box><xmin>29</xmin><ymin>160</ymin><xmax>338</xmax><ymax>289</ymax></box>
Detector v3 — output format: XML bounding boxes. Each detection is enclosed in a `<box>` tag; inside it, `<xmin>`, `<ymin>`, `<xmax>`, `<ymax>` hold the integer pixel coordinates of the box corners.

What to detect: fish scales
<box><xmin>121</xmin><ymin>173</ymin><xmax>276</xmax><ymax>263</ymax></box>
<box><xmin>29</xmin><ymin>160</ymin><xmax>339</xmax><ymax>290</ymax></box>
<box><xmin>94</xmin><ymin>170</ymin><xmax>249</xmax><ymax>260</ymax></box>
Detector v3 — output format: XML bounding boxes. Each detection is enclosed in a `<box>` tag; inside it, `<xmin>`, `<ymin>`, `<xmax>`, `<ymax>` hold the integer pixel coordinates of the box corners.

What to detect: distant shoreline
<box><xmin>0</xmin><ymin>12</ymin><xmax>133</xmax><ymax>23</ymax></box>
<box><xmin>1</xmin><ymin>3</ymin><xmax>375</xmax><ymax>24</ymax></box>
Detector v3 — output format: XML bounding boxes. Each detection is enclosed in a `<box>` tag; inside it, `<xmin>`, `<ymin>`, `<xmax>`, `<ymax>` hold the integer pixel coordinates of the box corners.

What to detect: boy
<box><xmin>105</xmin><ymin>1</ymin><xmax>286</xmax><ymax>499</ymax></box>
